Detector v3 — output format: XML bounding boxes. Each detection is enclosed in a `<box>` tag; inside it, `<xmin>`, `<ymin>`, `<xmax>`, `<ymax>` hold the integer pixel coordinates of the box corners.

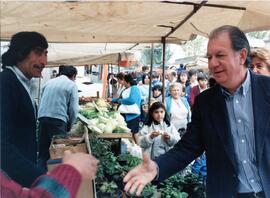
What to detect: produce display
<box><xmin>89</xmin><ymin>133</ymin><xmax>206</xmax><ymax>198</ymax></box>
<box><xmin>89</xmin><ymin>133</ymin><xmax>157</xmax><ymax>198</ymax></box>
<box><xmin>79</xmin><ymin>98</ymin><xmax>131</xmax><ymax>134</ymax></box>
<box><xmin>77</xmin><ymin>98</ymin><xmax>206</xmax><ymax>198</ymax></box>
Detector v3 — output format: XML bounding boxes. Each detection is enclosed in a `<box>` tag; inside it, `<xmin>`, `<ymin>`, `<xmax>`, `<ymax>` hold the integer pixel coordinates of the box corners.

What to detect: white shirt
<box><xmin>170</xmin><ymin>98</ymin><xmax>188</xmax><ymax>130</ymax></box>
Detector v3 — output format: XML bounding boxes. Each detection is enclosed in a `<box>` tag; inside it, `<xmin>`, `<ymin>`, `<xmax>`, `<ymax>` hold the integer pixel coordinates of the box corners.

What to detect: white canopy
<box><xmin>47</xmin><ymin>51</ymin><xmax>136</xmax><ymax>66</ymax></box>
<box><xmin>1</xmin><ymin>1</ymin><xmax>270</xmax><ymax>44</ymax></box>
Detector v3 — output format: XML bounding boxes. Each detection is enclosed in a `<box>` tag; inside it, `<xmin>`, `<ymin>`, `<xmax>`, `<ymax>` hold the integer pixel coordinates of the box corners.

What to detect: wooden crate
<box><xmin>49</xmin><ymin>142</ymin><xmax>87</xmax><ymax>160</ymax></box>
<box><xmin>47</xmin><ymin>129</ymin><xmax>96</xmax><ymax>198</ymax></box>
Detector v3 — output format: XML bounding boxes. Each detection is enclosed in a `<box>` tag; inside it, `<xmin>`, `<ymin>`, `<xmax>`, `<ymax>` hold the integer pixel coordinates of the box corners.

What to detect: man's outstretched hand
<box><xmin>123</xmin><ymin>153</ymin><xmax>158</xmax><ymax>196</ymax></box>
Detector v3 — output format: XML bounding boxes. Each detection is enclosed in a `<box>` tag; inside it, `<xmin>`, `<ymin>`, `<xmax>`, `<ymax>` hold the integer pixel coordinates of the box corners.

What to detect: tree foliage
<box><xmin>181</xmin><ymin>35</ymin><xmax>207</xmax><ymax>57</ymax></box>
<box><xmin>140</xmin><ymin>44</ymin><xmax>172</xmax><ymax>66</ymax></box>
<box><xmin>247</xmin><ymin>31</ymin><xmax>270</xmax><ymax>39</ymax></box>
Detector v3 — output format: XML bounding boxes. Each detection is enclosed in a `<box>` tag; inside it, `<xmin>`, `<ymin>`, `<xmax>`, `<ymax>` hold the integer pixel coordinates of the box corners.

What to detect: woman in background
<box><xmin>165</xmin><ymin>82</ymin><xmax>191</xmax><ymax>137</ymax></box>
<box><xmin>250</xmin><ymin>47</ymin><xmax>270</xmax><ymax>76</ymax></box>
<box><xmin>110</xmin><ymin>73</ymin><xmax>142</xmax><ymax>143</ymax></box>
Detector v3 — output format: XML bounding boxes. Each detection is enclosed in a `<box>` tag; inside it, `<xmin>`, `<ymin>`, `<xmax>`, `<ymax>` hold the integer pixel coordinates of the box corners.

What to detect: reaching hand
<box><xmin>62</xmin><ymin>151</ymin><xmax>99</xmax><ymax>180</ymax></box>
<box><xmin>123</xmin><ymin>153</ymin><xmax>158</xmax><ymax>196</ymax></box>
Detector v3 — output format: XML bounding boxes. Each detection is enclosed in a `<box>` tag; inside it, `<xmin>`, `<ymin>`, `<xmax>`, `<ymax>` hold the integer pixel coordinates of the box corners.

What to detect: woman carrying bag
<box><xmin>109</xmin><ymin>73</ymin><xmax>142</xmax><ymax>144</ymax></box>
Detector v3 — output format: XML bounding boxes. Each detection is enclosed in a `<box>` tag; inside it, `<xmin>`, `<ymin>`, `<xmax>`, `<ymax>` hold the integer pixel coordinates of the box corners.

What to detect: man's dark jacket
<box><xmin>0</xmin><ymin>69</ymin><xmax>45</xmax><ymax>187</ymax></box>
<box><xmin>156</xmin><ymin>71</ymin><xmax>270</xmax><ymax>198</ymax></box>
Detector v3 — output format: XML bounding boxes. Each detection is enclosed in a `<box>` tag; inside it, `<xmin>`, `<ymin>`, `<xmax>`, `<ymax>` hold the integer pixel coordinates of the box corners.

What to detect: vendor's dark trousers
<box><xmin>38</xmin><ymin>117</ymin><xmax>67</xmax><ymax>169</ymax></box>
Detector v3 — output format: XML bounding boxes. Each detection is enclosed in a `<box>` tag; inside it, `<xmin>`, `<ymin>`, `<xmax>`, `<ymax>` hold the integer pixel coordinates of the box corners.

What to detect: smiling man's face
<box><xmin>17</xmin><ymin>48</ymin><xmax>48</xmax><ymax>79</ymax></box>
<box><xmin>207</xmin><ymin>32</ymin><xmax>247</xmax><ymax>92</ymax></box>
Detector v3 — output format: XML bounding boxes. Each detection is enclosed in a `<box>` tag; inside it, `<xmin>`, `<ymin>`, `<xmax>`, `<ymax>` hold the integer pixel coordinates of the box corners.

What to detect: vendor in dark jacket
<box><xmin>0</xmin><ymin>31</ymin><xmax>48</xmax><ymax>187</ymax></box>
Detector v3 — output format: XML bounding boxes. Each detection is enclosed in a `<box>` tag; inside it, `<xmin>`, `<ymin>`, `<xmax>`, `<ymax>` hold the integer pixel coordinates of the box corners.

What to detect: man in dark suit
<box><xmin>0</xmin><ymin>32</ymin><xmax>48</xmax><ymax>187</ymax></box>
<box><xmin>124</xmin><ymin>25</ymin><xmax>270</xmax><ymax>198</ymax></box>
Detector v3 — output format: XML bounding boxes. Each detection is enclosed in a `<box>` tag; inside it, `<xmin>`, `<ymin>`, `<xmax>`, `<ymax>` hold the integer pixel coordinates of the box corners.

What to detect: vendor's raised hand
<box><xmin>107</xmin><ymin>98</ymin><xmax>112</xmax><ymax>102</ymax></box>
<box><xmin>163</xmin><ymin>132</ymin><xmax>171</xmax><ymax>141</ymax></box>
<box><xmin>124</xmin><ymin>153</ymin><xmax>157</xmax><ymax>196</ymax></box>
<box><xmin>150</xmin><ymin>131</ymin><xmax>160</xmax><ymax>139</ymax></box>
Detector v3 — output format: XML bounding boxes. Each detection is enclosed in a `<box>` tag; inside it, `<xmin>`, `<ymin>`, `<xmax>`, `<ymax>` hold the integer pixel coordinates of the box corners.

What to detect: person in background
<box><xmin>177</xmin><ymin>63</ymin><xmax>186</xmax><ymax>73</ymax></box>
<box><xmin>137</xmin><ymin>65</ymin><xmax>150</xmax><ymax>85</ymax></box>
<box><xmin>1</xmin><ymin>151</ymin><xmax>99</xmax><ymax>198</ymax></box>
<box><xmin>250</xmin><ymin>47</ymin><xmax>270</xmax><ymax>76</ymax></box>
<box><xmin>107</xmin><ymin>73</ymin><xmax>118</xmax><ymax>97</ymax></box>
<box><xmin>165</xmin><ymin>82</ymin><xmax>191</xmax><ymax>137</ymax></box>
<box><xmin>38</xmin><ymin>66</ymin><xmax>79</xmax><ymax>169</ymax></box>
<box><xmin>177</xmin><ymin>70</ymin><xmax>191</xmax><ymax>98</ymax></box>
<box><xmin>115</xmin><ymin>72</ymin><xmax>126</xmax><ymax>98</ymax></box>
<box><xmin>139</xmin><ymin>102</ymin><xmax>180</xmax><ymax>160</ymax></box>
<box><xmin>110</xmin><ymin>73</ymin><xmax>142</xmax><ymax>144</ymax></box>
<box><xmin>139</xmin><ymin>73</ymin><xmax>150</xmax><ymax>122</ymax></box>
<box><xmin>151</xmin><ymin>71</ymin><xmax>162</xmax><ymax>87</ymax></box>
<box><xmin>188</xmin><ymin>69</ymin><xmax>199</xmax><ymax>88</ymax></box>
<box><xmin>123</xmin><ymin>25</ymin><xmax>270</xmax><ymax>198</ymax></box>
<box><xmin>189</xmin><ymin>72</ymin><xmax>209</xmax><ymax>108</ymax></box>
<box><xmin>139</xmin><ymin>73</ymin><xmax>150</xmax><ymax>105</ymax></box>
<box><xmin>0</xmin><ymin>31</ymin><xmax>48</xmax><ymax>187</ymax></box>
<box><xmin>142</xmin><ymin>84</ymin><xmax>163</xmax><ymax>120</ymax></box>
<box><xmin>165</xmin><ymin>70</ymin><xmax>178</xmax><ymax>97</ymax></box>
<box><xmin>151</xmin><ymin>84</ymin><xmax>163</xmax><ymax>103</ymax></box>
<box><xmin>56</xmin><ymin>65</ymin><xmax>65</xmax><ymax>77</ymax></box>
<box><xmin>51</xmin><ymin>69</ymin><xmax>57</xmax><ymax>78</ymax></box>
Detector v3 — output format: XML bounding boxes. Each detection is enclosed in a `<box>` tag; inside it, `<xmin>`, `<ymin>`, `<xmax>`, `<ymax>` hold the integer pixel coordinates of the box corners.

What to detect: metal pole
<box><xmin>148</xmin><ymin>43</ymin><xmax>154</xmax><ymax>108</ymax></box>
<box><xmin>162</xmin><ymin>37</ymin><xmax>166</xmax><ymax>104</ymax></box>
<box><xmin>164</xmin><ymin>1</ymin><xmax>207</xmax><ymax>38</ymax></box>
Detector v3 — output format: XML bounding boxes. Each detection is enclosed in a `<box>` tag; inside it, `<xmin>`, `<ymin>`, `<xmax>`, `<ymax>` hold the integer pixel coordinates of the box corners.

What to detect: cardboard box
<box><xmin>47</xmin><ymin>131</ymin><xmax>96</xmax><ymax>198</ymax></box>
<box><xmin>50</xmin><ymin>141</ymin><xmax>87</xmax><ymax>160</ymax></box>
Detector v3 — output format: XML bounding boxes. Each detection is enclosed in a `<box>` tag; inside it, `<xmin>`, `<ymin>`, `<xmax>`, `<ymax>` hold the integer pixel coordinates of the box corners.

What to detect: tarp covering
<box><xmin>1</xmin><ymin>41</ymin><xmax>147</xmax><ymax>66</ymax></box>
<box><xmin>47</xmin><ymin>52</ymin><xmax>136</xmax><ymax>66</ymax></box>
<box><xmin>1</xmin><ymin>1</ymin><xmax>270</xmax><ymax>44</ymax></box>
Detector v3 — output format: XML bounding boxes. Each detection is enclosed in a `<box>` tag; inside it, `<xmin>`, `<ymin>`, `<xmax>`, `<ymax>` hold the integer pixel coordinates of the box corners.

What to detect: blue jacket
<box><xmin>165</xmin><ymin>96</ymin><xmax>191</xmax><ymax>123</ymax></box>
<box><xmin>192</xmin><ymin>153</ymin><xmax>207</xmax><ymax>178</ymax></box>
<box><xmin>113</xmin><ymin>85</ymin><xmax>142</xmax><ymax>122</ymax></box>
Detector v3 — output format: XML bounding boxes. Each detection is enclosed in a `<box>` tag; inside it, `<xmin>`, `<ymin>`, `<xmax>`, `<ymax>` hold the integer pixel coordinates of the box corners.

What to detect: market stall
<box><xmin>74</xmin><ymin>97</ymin><xmax>143</xmax><ymax>197</ymax></box>
<box><xmin>2</xmin><ymin>1</ymin><xmax>270</xmax><ymax>197</ymax></box>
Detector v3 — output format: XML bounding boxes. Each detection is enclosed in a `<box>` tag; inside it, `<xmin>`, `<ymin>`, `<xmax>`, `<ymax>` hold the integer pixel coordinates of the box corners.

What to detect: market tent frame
<box><xmin>1</xmin><ymin>0</ymin><xmax>270</xmax><ymax>100</ymax></box>
<box><xmin>1</xmin><ymin>1</ymin><xmax>270</xmax><ymax>44</ymax></box>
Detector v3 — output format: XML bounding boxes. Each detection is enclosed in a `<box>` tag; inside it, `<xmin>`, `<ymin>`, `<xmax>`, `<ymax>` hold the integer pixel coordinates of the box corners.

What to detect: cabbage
<box><xmin>97</xmin><ymin>123</ymin><xmax>106</xmax><ymax>131</ymax></box>
<box><xmin>89</xmin><ymin>126</ymin><xmax>103</xmax><ymax>134</ymax></box>
<box><xmin>103</xmin><ymin>125</ymin><xmax>113</xmax><ymax>133</ymax></box>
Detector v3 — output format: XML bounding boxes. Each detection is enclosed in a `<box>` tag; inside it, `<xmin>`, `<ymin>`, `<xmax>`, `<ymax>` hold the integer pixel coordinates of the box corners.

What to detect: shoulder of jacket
<box><xmin>195</xmin><ymin>84</ymin><xmax>220</xmax><ymax>102</ymax></box>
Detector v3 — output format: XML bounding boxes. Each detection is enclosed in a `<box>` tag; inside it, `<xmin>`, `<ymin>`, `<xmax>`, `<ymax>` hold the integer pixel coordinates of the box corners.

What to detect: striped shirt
<box><xmin>221</xmin><ymin>70</ymin><xmax>263</xmax><ymax>193</ymax></box>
